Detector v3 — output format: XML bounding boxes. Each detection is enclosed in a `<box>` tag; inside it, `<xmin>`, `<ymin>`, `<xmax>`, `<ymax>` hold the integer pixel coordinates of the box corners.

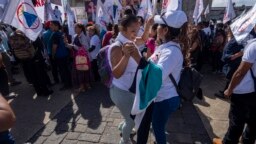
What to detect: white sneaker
<box><xmin>118</xmin><ymin>121</ymin><xmax>124</xmax><ymax>131</ymax></box>
<box><xmin>119</xmin><ymin>138</ymin><xmax>132</xmax><ymax>144</ymax></box>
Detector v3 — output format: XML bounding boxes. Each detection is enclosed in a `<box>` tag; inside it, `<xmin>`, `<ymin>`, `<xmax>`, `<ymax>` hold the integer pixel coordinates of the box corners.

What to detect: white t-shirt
<box><xmin>89</xmin><ymin>35</ymin><xmax>101</xmax><ymax>60</ymax></box>
<box><xmin>149</xmin><ymin>41</ymin><xmax>183</xmax><ymax>102</ymax></box>
<box><xmin>108</xmin><ymin>33</ymin><xmax>138</xmax><ymax>91</ymax></box>
<box><xmin>233</xmin><ymin>40</ymin><xmax>256</xmax><ymax>94</ymax></box>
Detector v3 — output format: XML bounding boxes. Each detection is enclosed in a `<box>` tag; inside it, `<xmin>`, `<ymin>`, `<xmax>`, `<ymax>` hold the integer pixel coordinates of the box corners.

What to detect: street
<box><xmin>8</xmin><ymin>67</ymin><xmax>229</xmax><ymax>144</ymax></box>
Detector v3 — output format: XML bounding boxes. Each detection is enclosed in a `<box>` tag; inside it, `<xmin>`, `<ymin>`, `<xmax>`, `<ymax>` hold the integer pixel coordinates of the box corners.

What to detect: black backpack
<box><xmin>169</xmin><ymin>67</ymin><xmax>203</xmax><ymax>101</ymax></box>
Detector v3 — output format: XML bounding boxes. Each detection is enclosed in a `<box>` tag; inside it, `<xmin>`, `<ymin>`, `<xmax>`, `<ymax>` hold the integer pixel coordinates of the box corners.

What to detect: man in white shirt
<box><xmin>214</xmin><ymin>38</ymin><xmax>256</xmax><ymax>144</ymax></box>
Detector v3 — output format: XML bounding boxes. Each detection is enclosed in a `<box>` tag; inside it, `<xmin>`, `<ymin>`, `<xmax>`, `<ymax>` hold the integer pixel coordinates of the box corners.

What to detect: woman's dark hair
<box><xmin>120</xmin><ymin>15</ymin><xmax>138</xmax><ymax>31</ymax></box>
<box><xmin>107</xmin><ymin>23</ymin><xmax>113</xmax><ymax>31</ymax></box>
<box><xmin>75</xmin><ymin>23</ymin><xmax>86</xmax><ymax>33</ymax></box>
<box><xmin>51</xmin><ymin>21</ymin><xmax>61</xmax><ymax>30</ymax></box>
<box><xmin>160</xmin><ymin>22</ymin><xmax>189</xmax><ymax>65</ymax></box>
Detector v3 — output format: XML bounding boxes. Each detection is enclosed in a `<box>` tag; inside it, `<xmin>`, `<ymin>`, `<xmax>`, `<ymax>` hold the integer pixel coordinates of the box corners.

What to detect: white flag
<box><xmin>104</xmin><ymin>0</ymin><xmax>122</xmax><ymax>24</ymax></box>
<box><xmin>45</xmin><ymin>2</ymin><xmax>55</xmax><ymax>21</ymax></box>
<box><xmin>113</xmin><ymin>0</ymin><xmax>122</xmax><ymax>24</ymax></box>
<box><xmin>96</xmin><ymin>0</ymin><xmax>108</xmax><ymax>31</ymax></box>
<box><xmin>3</xmin><ymin>0</ymin><xmax>43</xmax><ymax>41</ymax></box>
<box><xmin>161</xmin><ymin>0</ymin><xmax>169</xmax><ymax>13</ymax></box>
<box><xmin>34</xmin><ymin>0</ymin><xmax>45</xmax><ymax>22</ymax></box>
<box><xmin>223</xmin><ymin>0</ymin><xmax>236</xmax><ymax>24</ymax></box>
<box><xmin>152</xmin><ymin>0</ymin><xmax>158</xmax><ymax>15</ymax></box>
<box><xmin>231</xmin><ymin>3</ymin><xmax>256</xmax><ymax>42</ymax></box>
<box><xmin>137</xmin><ymin>0</ymin><xmax>153</xmax><ymax>20</ymax></box>
<box><xmin>167</xmin><ymin>0</ymin><xmax>182</xmax><ymax>12</ymax></box>
<box><xmin>204</xmin><ymin>4</ymin><xmax>210</xmax><ymax>16</ymax></box>
<box><xmin>193</xmin><ymin>0</ymin><xmax>204</xmax><ymax>24</ymax></box>
<box><xmin>66</xmin><ymin>3</ymin><xmax>75</xmax><ymax>37</ymax></box>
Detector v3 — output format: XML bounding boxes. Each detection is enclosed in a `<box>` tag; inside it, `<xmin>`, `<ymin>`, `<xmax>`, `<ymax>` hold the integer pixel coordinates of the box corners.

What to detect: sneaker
<box><xmin>119</xmin><ymin>138</ymin><xmax>132</xmax><ymax>144</ymax></box>
<box><xmin>118</xmin><ymin>122</ymin><xmax>136</xmax><ymax>135</ymax></box>
<box><xmin>213</xmin><ymin>138</ymin><xmax>223</xmax><ymax>144</ymax></box>
<box><xmin>118</xmin><ymin>121</ymin><xmax>124</xmax><ymax>131</ymax></box>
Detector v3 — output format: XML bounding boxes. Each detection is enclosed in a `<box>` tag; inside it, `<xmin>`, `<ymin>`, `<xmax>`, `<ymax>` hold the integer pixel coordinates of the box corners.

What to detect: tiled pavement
<box><xmin>28</xmin><ymin>84</ymin><xmax>211</xmax><ymax>144</ymax></box>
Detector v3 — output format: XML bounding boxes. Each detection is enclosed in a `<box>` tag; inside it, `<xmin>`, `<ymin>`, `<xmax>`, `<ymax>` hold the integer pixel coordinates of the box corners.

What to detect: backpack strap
<box><xmin>169</xmin><ymin>73</ymin><xmax>182</xmax><ymax>97</ymax></box>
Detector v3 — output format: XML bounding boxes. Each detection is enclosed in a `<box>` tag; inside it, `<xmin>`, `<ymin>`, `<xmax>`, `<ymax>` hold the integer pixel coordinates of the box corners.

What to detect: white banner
<box><xmin>231</xmin><ymin>3</ymin><xmax>256</xmax><ymax>42</ymax></box>
<box><xmin>3</xmin><ymin>0</ymin><xmax>43</xmax><ymax>41</ymax></box>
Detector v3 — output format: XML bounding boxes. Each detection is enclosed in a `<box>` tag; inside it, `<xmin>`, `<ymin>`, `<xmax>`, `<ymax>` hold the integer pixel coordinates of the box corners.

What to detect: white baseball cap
<box><xmin>154</xmin><ymin>10</ymin><xmax>188</xmax><ymax>29</ymax></box>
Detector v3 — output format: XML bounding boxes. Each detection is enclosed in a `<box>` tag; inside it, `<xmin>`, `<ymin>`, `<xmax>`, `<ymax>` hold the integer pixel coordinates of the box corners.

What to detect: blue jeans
<box><xmin>152</xmin><ymin>96</ymin><xmax>180</xmax><ymax>144</ymax></box>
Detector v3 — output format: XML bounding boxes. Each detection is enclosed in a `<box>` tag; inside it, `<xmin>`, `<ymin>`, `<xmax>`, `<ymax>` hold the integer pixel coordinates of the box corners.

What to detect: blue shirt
<box><xmin>51</xmin><ymin>31</ymin><xmax>69</xmax><ymax>58</ymax></box>
<box><xmin>42</xmin><ymin>29</ymin><xmax>53</xmax><ymax>55</ymax></box>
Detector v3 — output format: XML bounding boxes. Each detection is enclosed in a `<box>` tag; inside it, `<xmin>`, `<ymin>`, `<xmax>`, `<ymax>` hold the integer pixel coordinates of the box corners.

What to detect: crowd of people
<box><xmin>0</xmin><ymin>4</ymin><xmax>256</xmax><ymax>144</ymax></box>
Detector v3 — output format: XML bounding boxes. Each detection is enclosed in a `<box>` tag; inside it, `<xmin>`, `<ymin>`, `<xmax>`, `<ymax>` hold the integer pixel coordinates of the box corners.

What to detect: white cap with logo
<box><xmin>154</xmin><ymin>10</ymin><xmax>188</xmax><ymax>29</ymax></box>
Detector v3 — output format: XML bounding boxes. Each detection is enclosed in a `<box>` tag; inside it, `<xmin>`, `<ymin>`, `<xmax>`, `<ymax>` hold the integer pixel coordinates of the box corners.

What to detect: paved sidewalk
<box><xmin>194</xmin><ymin>71</ymin><xmax>230</xmax><ymax>140</ymax></box>
<box><xmin>28</xmin><ymin>84</ymin><xmax>210</xmax><ymax>144</ymax></box>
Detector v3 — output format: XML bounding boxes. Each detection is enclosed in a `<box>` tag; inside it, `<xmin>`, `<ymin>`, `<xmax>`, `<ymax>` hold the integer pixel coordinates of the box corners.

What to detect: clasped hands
<box><xmin>122</xmin><ymin>42</ymin><xmax>140</xmax><ymax>58</ymax></box>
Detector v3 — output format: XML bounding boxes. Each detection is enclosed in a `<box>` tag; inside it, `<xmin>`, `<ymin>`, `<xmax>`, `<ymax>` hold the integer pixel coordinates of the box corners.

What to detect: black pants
<box><xmin>55</xmin><ymin>57</ymin><xmax>71</xmax><ymax>87</ymax></box>
<box><xmin>34</xmin><ymin>60</ymin><xmax>52</xmax><ymax>94</ymax></box>
<box><xmin>91</xmin><ymin>59</ymin><xmax>100</xmax><ymax>82</ymax></box>
<box><xmin>0</xmin><ymin>67</ymin><xmax>9</xmax><ymax>96</ymax></box>
<box><xmin>137</xmin><ymin>103</ymin><xmax>154</xmax><ymax>144</ymax></box>
<box><xmin>22</xmin><ymin>59</ymin><xmax>33</xmax><ymax>84</ymax></box>
<box><xmin>212</xmin><ymin>51</ymin><xmax>224</xmax><ymax>72</ymax></box>
<box><xmin>223</xmin><ymin>93</ymin><xmax>256</xmax><ymax>144</ymax></box>
<box><xmin>22</xmin><ymin>59</ymin><xmax>50</xmax><ymax>94</ymax></box>
<box><xmin>50</xmin><ymin>56</ymin><xmax>60</xmax><ymax>83</ymax></box>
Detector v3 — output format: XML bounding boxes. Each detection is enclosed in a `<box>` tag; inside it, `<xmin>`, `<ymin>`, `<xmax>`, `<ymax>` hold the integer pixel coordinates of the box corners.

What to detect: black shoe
<box><xmin>219</xmin><ymin>90</ymin><xmax>224</xmax><ymax>94</ymax></box>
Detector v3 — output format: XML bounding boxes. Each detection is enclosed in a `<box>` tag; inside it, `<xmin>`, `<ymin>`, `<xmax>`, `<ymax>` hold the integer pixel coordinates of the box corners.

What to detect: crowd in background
<box><xmin>1</xmin><ymin>4</ymin><xmax>256</xmax><ymax>144</ymax></box>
